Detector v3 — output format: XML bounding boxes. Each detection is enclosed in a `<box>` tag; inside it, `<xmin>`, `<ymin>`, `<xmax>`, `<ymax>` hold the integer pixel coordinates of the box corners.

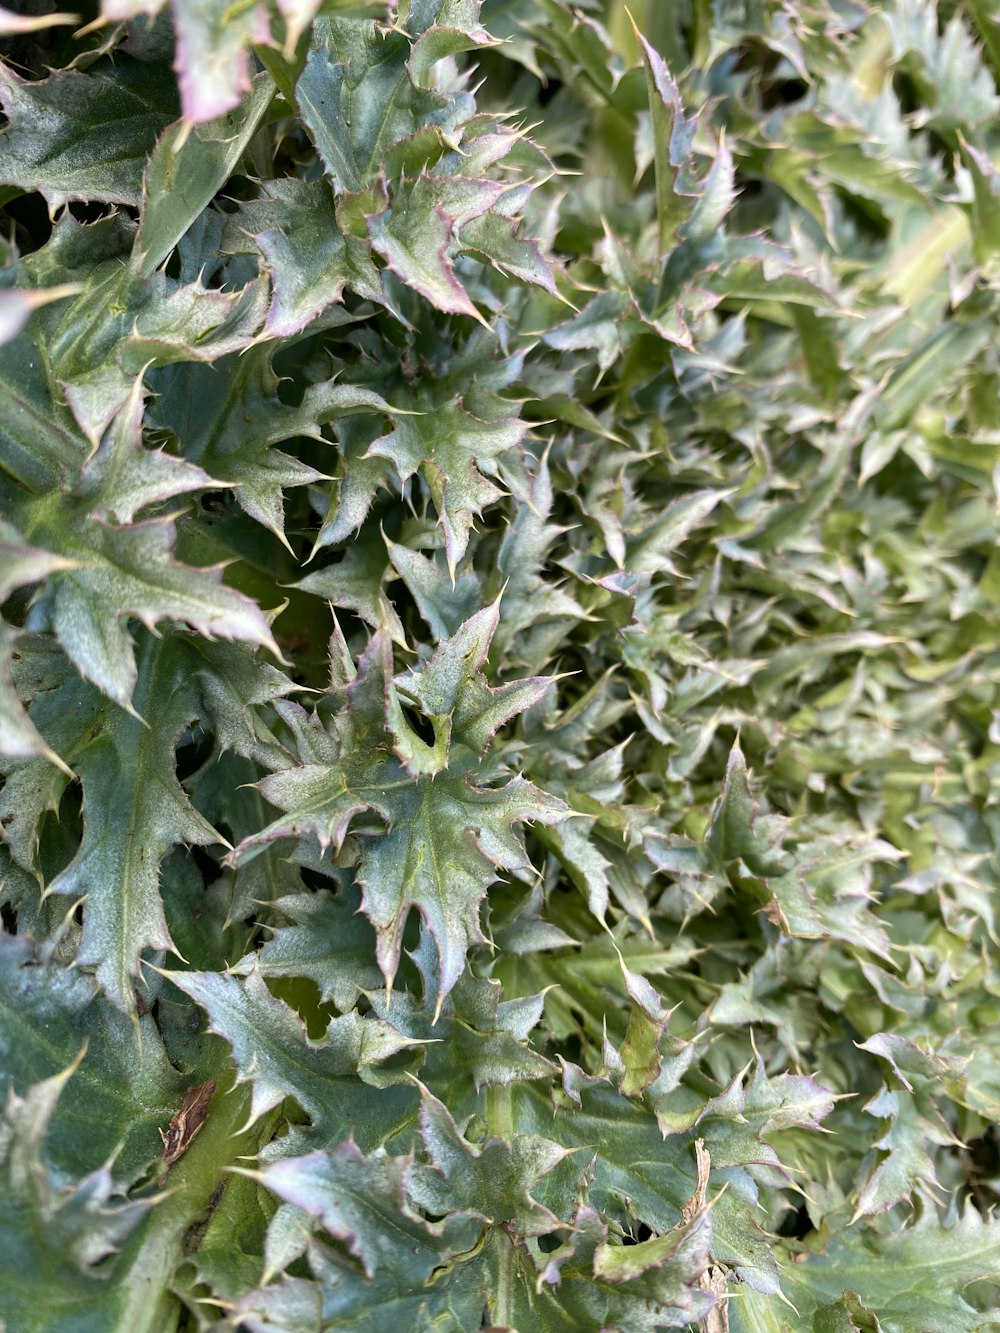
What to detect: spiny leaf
<box><xmin>45</xmin><ymin>634</ymin><xmax>223</xmax><ymax>1012</ymax></box>
<box><xmin>136</xmin><ymin>72</ymin><xmax>276</xmax><ymax>275</ymax></box>
<box><xmin>236</xmin><ymin>619</ymin><xmax>565</xmax><ymax>1003</ymax></box>
<box><xmin>0</xmin><ymin>1056</ymin><xmax>154</xmax><ymax>1331</ymax></box>
<box><xmin>780</xmin><ymin>1207</ymin><xmax>1000</xmax><ymax>1333</ymax></box>
<box><xmin>0</xmin><ymin>934</ymin><xmax>182</xmax><ymax>1183</ymax></box>
<box><xmin>166</xmin><ymin>965</ymin><xmax>421</xmax><ymax>1148</ymax></box>
<box><xmin>2</xmin><ymin>1</ymin><xmax>1000</xmax><ymax>1328</ymax></box>
<box><xmin>0</xmin><ymin>57</ymin><xmax>178</xmax><ymax>210</ymax></box>
<box><xmin>370</xmin><ymin>401</ymin><xmax>526</xmax><ymax>574</ymax></box>
<box><xmin>19</xmin><ymin>507</ymin><xmax>278</xmax><ymax>712</ymax></box>
<box><xmin>407</xmin><ymin>1088</ymin><xmax>569</xmax><ymax>1235</ymax></box>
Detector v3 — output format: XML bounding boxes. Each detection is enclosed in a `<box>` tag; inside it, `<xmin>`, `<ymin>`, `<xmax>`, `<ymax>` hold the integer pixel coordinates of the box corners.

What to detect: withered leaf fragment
<box><xmin>159</xmin><ymin>1080</ymin><xmax>216</xmax><ymax>1167</ymax></box>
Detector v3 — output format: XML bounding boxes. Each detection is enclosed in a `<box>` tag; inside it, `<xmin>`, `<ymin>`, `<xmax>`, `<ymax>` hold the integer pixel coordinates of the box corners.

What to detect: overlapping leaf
<box><xmin>236</xmin><ymin>605</ymin><xmax>565</xmax><ymax>1002</ymax></box>
<box><xmin>0</xmin><ymin>0</ymin><xmax>998</xmax><ymax>1329</ymax></box>
<box><xmin>0</xmin><ymin>1059</ymin><xmax>153</xmax><ymax>1331</ymax></box>
<box><xmin>235</xmin><ymin>1091</ymin><xmax>719</xmax><ymax>1331</ymax></box>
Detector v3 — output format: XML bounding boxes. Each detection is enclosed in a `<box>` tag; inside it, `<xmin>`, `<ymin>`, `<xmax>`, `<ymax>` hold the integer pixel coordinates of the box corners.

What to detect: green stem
<box><xmin>112</xmin><ymin>1064</ymin><xmax>259</xmax><ymax>1333</ymax></box>
<box><xmin>486</xmin><ymin>1082</ymin><xmax>515</xmax><ymax>1140</ymax></box>
<box><xmin>490</xmin><ymin>1230</ymin><xmax>516</xmax><ymax>1328</ymax></box>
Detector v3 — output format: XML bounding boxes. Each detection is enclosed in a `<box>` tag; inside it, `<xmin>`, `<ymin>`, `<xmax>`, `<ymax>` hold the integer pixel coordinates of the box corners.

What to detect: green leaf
<box><xmin>512</xmin><ymin>1076</ymin><xmax>781</xmax><ymax>1293</ymax></box>
<box><xmin>370</xmin><ymin>400</ymin><xmax>526</xmax><ymax>574</ymax></box>
<box><xmin>222</xmin><ymin>176</ymin><xmax>383</xmax><ymax>337</ymax></box>
<box><xmin>628</xmin><ymin>488</ymin><xmax>733</xmax><ymax>576</ymax></box>
<box><xmin>0</xmin><ymin>1055</ymin><xmax>154</xmax><ymax>1332</ymax></box>
<box><xmin>7</xmin><ymin>212</ymin><xmax>268</xmax><ymax>448</ymax></box>
<box><xmin>249</xmin><ymin>887</ymin><xmax>384</xmax><ymax>1012</ymax></box>
<box><xmin>167</xmin><ymin>964</ymin><xmax>422</xmax><ymax>1148</ymax></box>
<box><xmin>0</xmin><ymin>624</ymin><xmax>72</xmax><ymax>774</ymax></box>
<box><xmin>366</xmin><ymin>943</ymin><xmax>557</xmax><ymax>1113</ymax></box>
<box><xmin>968</xmin><ymin>0</ymin><xmax>1000</xmax><ymax>77</ymax></box>
<box><xmin>295</xmin><ymin>17</ymin><xmax>464</xmax><ymax>196</ymax></box>
<box><xmin>407</xmin><ymin>1087</ymin><xmax>569</xmax><ymax>1234</ymax></box>
<box><xmin>77</xmin><ymin>376</ymin><xmax>215</xmax><ymax>526</ymax></box>
<box><xmin>236</xmin><ymin>618</ymin><xmax>565</xmax><ymax>1002</ymax></box>
<box><xmin>235</xmin><ymin>1144</ymin><xmax>486</xmax><ymax>1330</ymax></box>
<box><xmin>780</xmin><ymin>1208</ymin><xmax>1000</xmax><ymax>1333</ymax></box>
<box><xmin>136</xmin><ymin>71</ymin><xmax>276</xmax><ymax>275</ymax></box>
<box><xmin>19</xmin><ymin>505</ymin><xmax>278</xmax><ymax>711</ymax></box>
<box><xmin>527</xmin><ymin>1205</ymin><xmax>717</xmax><ymax>1332</ymax></box>
<box><xmin>5</xmin><ymin>1</ymin><xmax>1000</xmax><ymax>1327</ymax></box>
<box><xmin>957</xmin><ymin>137</ymin><xmax>1000</xmax><ymax>267</ymax></box>
<box><xmin>296</xmin><ymin>530</ymin><xmax>406</xmax><ymax>646</ymax></box>
<box><xmin>635</xmin><ymin>29</ymin><xmax>698</xmax><ymax>253</ymax></box>
<box><xmin>367</xmin><ymin>172</ymin><xmax>503</xmax><ymax>321</ymax></box>
<box><xmin>44</xmin><ymin>634</ymin><xmax>223</xmax><ymax>1011</ymax></box>
<box><xmin>0</xmin><ymin>57</ymin><xmax>178</xmax><ymax>209</ymax></box>
<box><xmin>251</xmin><ymin>1139</ymin><xmax>482</xmax><ymax>1280</ymax></box>
<box><xmin>242</xmin><ymin>1084</ymin><xmax>717</xmax><ymax>1330</ymax></box>
<box><xmin>396</xmin><ymin>601</ymin><xmax>552</xmax><ymax>752</ymax></box>
<box><xmin>706</xmin><ymin>740</ymin><xmax>774</xmax><ymax>871</ymax></box>
<box><xmin>0</xmin><ymin>521</ymin><xmax>78</xmax><ymax>770</ymax></box>
<box><xmin>0</xmin><ymin>933</ymin><xmax>182</xmax><ymax>1183</ymax></box>
<box><xmin>386</xmin><ymin>536</ymin><xmax>483</xmax><ymax>640</ymax></box>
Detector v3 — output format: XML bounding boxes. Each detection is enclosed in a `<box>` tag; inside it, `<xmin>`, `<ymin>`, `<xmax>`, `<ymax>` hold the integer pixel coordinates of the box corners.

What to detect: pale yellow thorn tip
<box><xmin>45</xmin><ymin>746</ymin><xmax>75</xmax><ymax>780</ymax></box>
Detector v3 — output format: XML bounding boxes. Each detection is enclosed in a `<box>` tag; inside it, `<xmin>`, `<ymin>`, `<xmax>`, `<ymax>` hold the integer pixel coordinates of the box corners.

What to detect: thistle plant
<box><xmin>1</xmin><ymin>1</ymin><xmax>999</xmax><ymax>1330</ymax></box>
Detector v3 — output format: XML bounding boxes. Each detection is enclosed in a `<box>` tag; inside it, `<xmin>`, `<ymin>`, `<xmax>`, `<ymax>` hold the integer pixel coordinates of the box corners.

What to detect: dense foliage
<box><xmin>1</xmin><ymin>0</ymin><xmax>999</xmax><ymax>1328</ymax></box>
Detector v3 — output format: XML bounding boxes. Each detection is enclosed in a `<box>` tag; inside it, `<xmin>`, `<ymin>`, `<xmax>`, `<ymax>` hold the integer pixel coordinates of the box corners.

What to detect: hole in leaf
<box><xmin>67</xmin><ymin>200</ymin><xmax>119</xmax><ymax>225</ymax></box>
<box><xmin>837</xmin><ymin>191</ymin><xmax>890</xmax><ymax>243</ymax></box>
<box><xmin>538</xmin><ymin>77</ymin><xmax>563</xmax><ymax>107</ymax></box>
<box><xmin>400</xmin><ymin>703</ymin><xmax>436</xmax><ymax>747</ymax></box>
<box><xmin>760</xmin><ymin>78</ymin><xmax>807</xmax><ymax>110</ymax></box>
<box><xmin>778</xmin><ymin>1201</ymin><xmax>814</xmax><ymax>1240</ymax></box>
<box><xmin>190</xmin><ymin>844</ymin><xmax>224</xmax><ymax>887</ymax></box>
<box><xmin>265</xmin><ymin>974</ymin><xmax>337</xmax><ymax>1038</ymax></box>
<box><xmin>175</xmin><ymin>729</ymin><xmax>215</xmax><ymax>783</ymax></box>
<box><xmin>0</xmin><ymin>190</ymin><xmax>51</xmax><ymax>254</ymax></box>
<box><xmin>623</xmin><ymin>1222</ymin><xmax>653</xmax><ymax>1246</ymax></box>
<box><xmin>957</xmin><ymin>1124</ymin><xmax>1000</xmax><ymax>1213</ymax></box>
<box><xmin>300</xmin><ymin>865</ymin><xmax>337</xmax><ymax>891</ymax></box>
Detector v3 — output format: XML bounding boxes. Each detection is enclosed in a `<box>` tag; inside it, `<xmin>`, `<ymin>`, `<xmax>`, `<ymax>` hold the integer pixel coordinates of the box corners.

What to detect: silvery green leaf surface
<box><xmin>235</xmin><ymin>621</ymin><xmax>565</xmax><ymax>1002</ymax></box>
<box><xmin>0</xmin><ymin>1058</ymin><xmax>155</xmax><ymax>1332</ymax></box>
<box><xmin>42</xmin><ymin>634</ymin><xmax>224</xmax><ymax>1013</ymax></box>
<box><xmin>166</xmin><ymin>965</ymin><xmax>422</xmax><ymax>1148</ymax></box>
<box><xmin>0</xmin><ymin>57</ymin><xmax>178</xmax><ymax>209</ymax></box>
<box><xmin>0</xmin><ymin>934</ymin><xmax>182</xmax><ymax>1183</ymax></box>
<box><xmin>136</xmin><ymin>71</ymin><xmax>276</xmax><ymax>275</ymax></box>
